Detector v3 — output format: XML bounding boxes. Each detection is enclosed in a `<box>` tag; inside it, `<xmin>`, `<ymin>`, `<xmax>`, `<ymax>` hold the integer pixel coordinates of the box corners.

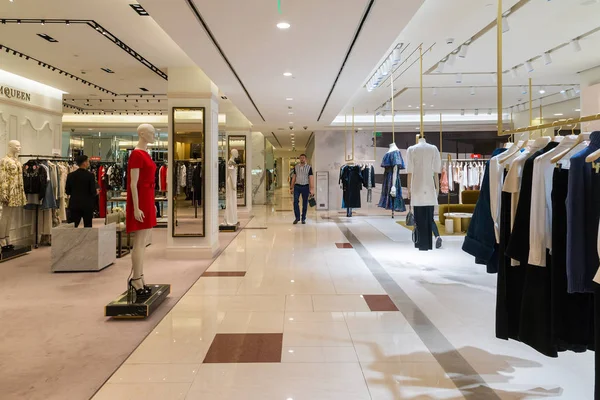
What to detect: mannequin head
<box><xmin>7</xmin><ymin>140</ymin><xmax>21</xmax><ymax>157</ymax></box>
<box><xmin>230</xmin><ymin>149</ymin><xmax>239</xmax><ymax>159</ymax></box>
<box><xmin>137</xmin><ymin>124</ymin><xmax>156</xmax><ymax>145</ymax></box>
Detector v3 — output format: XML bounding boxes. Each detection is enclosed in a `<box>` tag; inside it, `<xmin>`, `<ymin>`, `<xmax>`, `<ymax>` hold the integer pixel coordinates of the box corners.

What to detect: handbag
<box><xmin>308</xmin><ymin>194</ymin><xmax>316</xmax><ymax>208</ymax></box>
<box><xmin>406</xmin><ymin>206</ymin><xmax>415</xmax><ymax>226</ymax></box>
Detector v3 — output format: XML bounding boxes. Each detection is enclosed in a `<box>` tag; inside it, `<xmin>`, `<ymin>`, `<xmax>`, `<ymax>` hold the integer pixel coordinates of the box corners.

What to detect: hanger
<box><xmin>551</xmin><ymin>123</ymin><xmax>589</xmax><ymax>164</ymax></box>
<box><xmin>499</xmin><ymin>138</ymin><xmax>525</xmax><ymax>164</ymax></box>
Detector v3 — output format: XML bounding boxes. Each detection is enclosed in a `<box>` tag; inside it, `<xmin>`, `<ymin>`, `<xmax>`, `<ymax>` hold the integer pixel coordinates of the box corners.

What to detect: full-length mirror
<box><xmin>227</xmin><ymin>135</ymin><xmax>246</xmax><ymax>206</ymax></box>
<box><xmin>171</xmin><ymin>107</ymin><xmax>205</xmax><ymax>237</ymax></box>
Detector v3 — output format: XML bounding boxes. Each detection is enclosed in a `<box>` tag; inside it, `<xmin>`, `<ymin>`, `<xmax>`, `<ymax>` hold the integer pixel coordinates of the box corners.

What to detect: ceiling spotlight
<box><xmin>475</xmin><ymin>109</ymin><xmax>479</xmax><ymax>116</ymax></box>
<box><xmin>554</xmin><ymin>113</ymin><xmax>564</xmax><ymax>116</ymax></box>
<box><xmin>510</xmin><ymin>68</ymin><xmax>519</xmax><ymax>78</ymax></box>
<box><xmin>66</xmin><ymin>20</ymin><xmax>70</xmax><ymax>25</ymax></box>
<box><xmin>41</xmin><ymin>20</ymin><xmax>45</xmax><ymax>25</ymax></box>
<box><xmin>436</xmin><ymin>61</ymin><xmax>446</xmax><ymax>73</ymax></box>
<box><xmin>17</xmin><ymin>19</ymin><xmax>20</xmax><ymax>24</ymax></box>
<box><xmin>276</xmin><ymin>22</ymin><xmax>290</xmax><ymax>29</ymax></box>
<box><xmin>521</xmin><ymin>86</ymin><xmax>527</xmax><ymax>94</ymax></box>
<box><xmin>502</xmin><ymin>16</ymin><xmax>510</xmax><ymax>33</ymax></box>
<box><xmin>286</xmin><ymin>97</ymin><xmax>293</xmax><ymax>101</ymax></box>
<box><xmin>447</xmin><ymin>53</ymin><xmax>456</xmax><ymax>66</ymax></box>
<box><xmin>470</xmin><ymin>87</ymin><xmax>476</xmax><ymax>95</ymax></box>
<box><xmin>560</xmin><ymin>90</ymin><xmax>568</xmax><ymax>99</ymax></box>
<box><xmin>432</xmin><ymin>87</ymin><xmax>438</xmax><ymax>96</ymax></box>
<box><xmin>458</xmin><ymin>43</ymin><xmax>469</xmax><ymax>58</ymax></box>
<box><xmin>525</xmin><ymin>61</ymin><xmax>534</xmax><ymax>73</ymax></box>
<box><xmin>455</xmin><ymin>73</ymin><xmax>463</xmax><ymax>84</ymax></box>
<box><xmin>392</xmin><ymin>48</ymin><xmax>402</xmax><ymax>64</ymax></box>
<box><xmin>539</xmin><ymin>86</ymin><xmax>546</xmax><ymax>94</ymax></box>
<box><xmin>283</xmin><ymin>72</ymin><xmax>292</xmax><ymax>77</ymax></box>
<box><xmin>541</xmin><ymin>52</ymin><xmax>553</xmax><ymax>66</ymax></box>
<box><xmin>488</xmin><ymin>109</ymin><xmax>492</xmax><ymax>115</ymax></box>
<box><xmin>460</xmin><ymin>109</ymin><xmax>465</xmax><ymax>116</ymax></box>
<box><xmin>571</xmin><ymin>39</ymin><xmax>582</xmax><ymax>52</ymax></box>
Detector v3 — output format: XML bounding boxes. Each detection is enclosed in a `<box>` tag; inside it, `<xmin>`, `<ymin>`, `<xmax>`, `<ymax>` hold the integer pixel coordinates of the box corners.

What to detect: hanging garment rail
<box><xmin>448</xmin><ymin>158</ymin><xmax>491</xmax><ymax>162</ymax></box>
<box><xmin>18</xmin><ymin>155</ymin><xmax>73</xmax><ymax>161</ymax></box>
<box><xmin>501</xmin><ymin>114</ymin><xmax>600</xmax><ymax>136</ymax></box>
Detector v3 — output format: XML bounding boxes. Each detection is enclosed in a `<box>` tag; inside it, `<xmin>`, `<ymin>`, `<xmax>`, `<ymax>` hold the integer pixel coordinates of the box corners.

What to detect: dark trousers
<box><xmin>432</xmin><ymin>219</ymin><xmax>440</xmax><ymax>237</ymax></box>
<box><xmin>414</xmin><ymin>206</ymin><xmax>434</xmax><ymax>251</ymax></box>
<box><xmin>293</xmin><ymin>184</ymin><xmax>309</xmax><ymax>221</ymax></box>
<box><xmin>68</xmin><ymin>208</ymin><xmax>93</xmax><ymax>228</ymax></box>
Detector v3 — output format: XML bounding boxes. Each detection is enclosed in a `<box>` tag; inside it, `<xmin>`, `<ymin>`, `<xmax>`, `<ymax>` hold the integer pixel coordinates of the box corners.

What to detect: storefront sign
<box><xmin>90</xmin><ymin>156</ymin><xmax>101</xmax><ymax>161</ymax></box>
<box><xmin>0</xmin><ymin>86</ymin><xmax>31</xmax><ymax>102</ymax></box>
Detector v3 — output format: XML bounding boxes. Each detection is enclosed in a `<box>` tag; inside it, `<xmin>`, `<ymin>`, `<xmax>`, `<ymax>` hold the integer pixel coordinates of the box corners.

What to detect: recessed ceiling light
<box><xmin>408</xmin><ymin>105</ymin><xmax>412</xmax><ymax>108</ymax></box>
<box><xmin>288</xmin><ymin>112</ymin><xmax>294</xmax><ymax>115</ymax></box>
<box><xmin>277</xmin><ymin>22</ymin><xmax>291</xmax><ymax>29</ymax></box>
<box><xmin>575</xmin><ymin>108</ymin><xmax>581</xmax><ymax>112</ymax></box>
<box><xmin>283</xmin><ymin>72</ymin><xmax>292</xmax><ymax>77</ymax></box>
<box><xmin>286</xmin><ymin>97</ymin><xmax>293</xmax><ymax>101</ymax></box>
<box><xmin>289</xmin><ymin>122</ymin><xmax>294</xmax><ymax>124</ymax></box>
<box><xmin>554</xmin><ymin>113</ymin><xmax>564</xmax><ymax>116</ymax></box>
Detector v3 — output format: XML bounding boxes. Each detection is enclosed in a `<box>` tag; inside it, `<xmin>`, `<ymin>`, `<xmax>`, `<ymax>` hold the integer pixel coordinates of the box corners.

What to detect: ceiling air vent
<box><xmin>139</xmin><ymin>87</ymin><xmax>149</xmax><ymax>92</ymax></box>
<box><xmin>130</xmin><ymin>4</ymin><xmax>150</xmax><ymax>16</ymax></box>
<box><xmin>101</xmin><ymin>67</ymin><xmax>114</xmax><ymax>74</ymax></box>
<box><xmin>37</xmin><ymin>33</ymin><xmax>58</xmax><ymax>43</ymax></box>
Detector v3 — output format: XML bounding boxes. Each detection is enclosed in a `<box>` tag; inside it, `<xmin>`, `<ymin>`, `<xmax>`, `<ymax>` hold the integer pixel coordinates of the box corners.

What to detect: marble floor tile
<box><xmin>186</xmin><ymin>363</ymin><xmax>371</xmax><ymax>400</ymax></box>
<box><xmin>186</xmin><ymin>277</ymin><xmax>244</xmax><ymax>295</ymax></box>
<box><xmin>226</xmin><ymin>295</ymin><xmax>286</xmax><ymax>312</ymax></box>
<box><xmin>201</xmin><ymin>271</ymin><xmax>246</xmax><ymax>277</ymax></box>
<box><xmin>351</xmin><ymin>332</ymin><xmax>437</xmax><ymax>363</ymax></box>
<box><xmin>362</xmin><ymin>295</ymin><xmax>399</xmax><ymax>311</ymax></box>
<box><xmin>92</xmin><ymin>382</ymin><xmax>191</xmax><ymax>400</ymax></box>
<box><xmin>312</xmin><ymin>294</ymin><xmax>372</xmax><ymax>312</ymax></box>
<box><xmin>281</xmin><ymin>346</ymin><xmax>359</xmax><ymax>363</ymax></box>
<box><xmin>344</xmin><ymin>312</ymin><xmax>415</xmax><ymax>335</ymax></box>
<box><xmin>217</xmin><ymin>311</ymin><xmax>284</xmax><ymax>333</ymax></box>
<box><xmin>285</xmin><ymin>294</ymin><xmax>314</xmax><ymax>311</ymax></box>
<box><xmin>285</xmin><ymin>311</ymin><xmax>346</xmax><ymax>323</ymax></box>
<box><xmin>283</xmin><ymin>321</ymin><xmax>353</xmax><ymax>347</ymax></box>
<box><xmin>108</xmin><ymin>363</ymin><xmax>200</xmax><ymax>384</ymax></box>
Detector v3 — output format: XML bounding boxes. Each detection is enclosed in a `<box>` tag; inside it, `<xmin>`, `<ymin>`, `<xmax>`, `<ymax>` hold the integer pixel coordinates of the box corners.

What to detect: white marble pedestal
<box><xmin>51</xmin><ymin>223</ymin><xmax>117</xmax><ymax>272</ymax></box>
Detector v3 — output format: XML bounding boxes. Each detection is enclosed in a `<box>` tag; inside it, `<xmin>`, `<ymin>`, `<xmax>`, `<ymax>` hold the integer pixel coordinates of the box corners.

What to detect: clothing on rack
<box><xmin>159</xmin><ymin>164</ymin><xmax>168</xmax><ymax>192</ymax></box>
<box><xmin>378</xmin><ymin>150</ymin><xmax>406</xmax><ymax>212</ymax></box>
<box><xmin>360</xmin><ymin>164</ymin><xmax>375</xmax><ymax>203</ymax></box>
<box><xmin>339</xmin><ymin>164</ymin><xmax>364</xmax><ymax>209</ymax></box>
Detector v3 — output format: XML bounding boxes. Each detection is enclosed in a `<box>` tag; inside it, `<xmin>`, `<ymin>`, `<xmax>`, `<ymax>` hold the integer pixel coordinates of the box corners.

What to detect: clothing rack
<box><xmin>18</xmin><ymin>155</ymin><xmax>73</xmax><ymax>161</ymax></box>
<box><xmin>447</xmin><ymin>158</ymin><xmax>490</xmax><ymax>162</ymax></box>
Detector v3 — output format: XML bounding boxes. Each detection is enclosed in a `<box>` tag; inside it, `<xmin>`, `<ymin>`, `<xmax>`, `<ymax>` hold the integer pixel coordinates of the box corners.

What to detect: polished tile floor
<box><xmin>93</xmin><ymin>191</ymin><xmax>595</xmax><ymax>400</ymax></box>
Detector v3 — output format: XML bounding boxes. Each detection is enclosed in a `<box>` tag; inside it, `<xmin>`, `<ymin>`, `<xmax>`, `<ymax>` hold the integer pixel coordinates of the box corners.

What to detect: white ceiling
<box><xmin>345</xmin><ymin>0</ymin><xmax>600</xmax><ymax>126</ymax></box>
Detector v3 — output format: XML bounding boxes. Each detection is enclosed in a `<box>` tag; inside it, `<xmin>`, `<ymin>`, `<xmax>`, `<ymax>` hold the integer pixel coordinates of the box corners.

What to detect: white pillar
<box><xmin>251</xmin><ymin>131</ymin><xmax>266</xmax><ymax>205</ymax></box>
<box><xmin>167</xmin><ymin>67</ymin><xmax>219</xmax><ymax>258</ymax></box>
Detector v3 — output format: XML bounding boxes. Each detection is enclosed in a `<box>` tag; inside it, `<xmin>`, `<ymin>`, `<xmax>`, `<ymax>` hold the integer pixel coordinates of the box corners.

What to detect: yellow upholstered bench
<box><xmin>439</xmin><ymin>190</ymin><xmax>480</xmax><ymax>225</ymax></box>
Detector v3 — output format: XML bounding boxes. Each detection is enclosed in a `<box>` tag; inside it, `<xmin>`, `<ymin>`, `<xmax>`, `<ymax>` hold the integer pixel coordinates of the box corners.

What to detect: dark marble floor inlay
<box><xmin>335</xmin><ymin>243</ymin><xmax>353</xmax><ymax>249</ymax></box>
<box><xmin>203</xmin><ymin>333</ymin><xmax>283</xmax><ymax>363</ymax></box>
<box><xmin>201</xmin><ymin>271</ymin><xmax>247</xmax><ymax>277</ymax></box>
<box><xmin>363</xmin><ymin>294</ymin><xmax>399</xmax><ymax>311</ymax></box>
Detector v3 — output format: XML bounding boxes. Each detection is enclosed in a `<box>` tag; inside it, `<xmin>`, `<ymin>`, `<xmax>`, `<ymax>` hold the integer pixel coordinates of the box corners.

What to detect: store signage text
<box><xmin>0</xmin><ymin>86</ymin><xmax>31</xmax><ymax>102</ymax></box>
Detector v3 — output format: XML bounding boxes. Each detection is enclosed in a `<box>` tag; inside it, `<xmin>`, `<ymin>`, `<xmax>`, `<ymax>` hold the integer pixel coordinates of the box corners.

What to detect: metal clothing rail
<box><xmin>500</xmin><ymin>114</ymin><xmax>600</xmax><ymax>136</ymax></box>
<box><xmin>446</xmin><ymin>158</ymin><xmax>490</xmax><ymax>162</ymax></box>
<box><xmin>18</xmin><ymin>154</ymin><xmax>73</xmax><ymax>160</ymax></box>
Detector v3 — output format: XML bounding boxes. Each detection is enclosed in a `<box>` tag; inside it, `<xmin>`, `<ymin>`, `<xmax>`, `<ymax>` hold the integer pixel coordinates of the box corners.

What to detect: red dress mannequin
<box><xmin>126</xmin><ymin>149</ymin><xmax>157</xmax><ymax>232</ymax></box>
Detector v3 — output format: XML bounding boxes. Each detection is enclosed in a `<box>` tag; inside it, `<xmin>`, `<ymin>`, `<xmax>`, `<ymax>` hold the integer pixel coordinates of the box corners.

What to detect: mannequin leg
<box><xmin>0</xmin><ymin>206</ymin><xmax>17</xmax><ymax>246</ymax></box>
<box><xmin>130</xmin><ymin>229</ymin><xmax>151</xmax><ymax>290</ymax></box>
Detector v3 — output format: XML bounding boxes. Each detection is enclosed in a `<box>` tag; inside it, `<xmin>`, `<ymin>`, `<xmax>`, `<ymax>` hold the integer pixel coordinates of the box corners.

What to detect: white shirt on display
<box><xmin>406</xmin><ymin>138</ymin><xmax>441</xmax><ymax>207</ymax></box>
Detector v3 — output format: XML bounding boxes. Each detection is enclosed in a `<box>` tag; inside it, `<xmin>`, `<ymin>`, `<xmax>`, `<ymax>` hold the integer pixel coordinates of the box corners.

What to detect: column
<box><xmin>167</xmin><ymin>67</ymin><xmax>219</xmax><ymax>258</ymax></box>
<box><xmin>580</xmin><ymin>66</ymin><xmax>600</xmax><ymax>131</ymax></box>
<box><xmin>251</xmin><ymin>131</ymin><xmax>266</xmax><ymax>205</ymax></box>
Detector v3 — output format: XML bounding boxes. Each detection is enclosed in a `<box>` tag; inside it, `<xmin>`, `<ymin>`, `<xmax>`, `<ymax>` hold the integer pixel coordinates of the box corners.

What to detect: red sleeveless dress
<box><xmin>126</xmin><ymin>149</ymin><xmax>157</xmax><ymax>233</ymax></box>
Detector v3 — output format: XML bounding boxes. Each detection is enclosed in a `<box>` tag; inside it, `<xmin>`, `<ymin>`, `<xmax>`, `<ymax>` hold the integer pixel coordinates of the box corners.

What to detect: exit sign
<box><xmin>375</xmin><ymin>132</ymin><xmax>382</xmax><ymax>137</ymax></box>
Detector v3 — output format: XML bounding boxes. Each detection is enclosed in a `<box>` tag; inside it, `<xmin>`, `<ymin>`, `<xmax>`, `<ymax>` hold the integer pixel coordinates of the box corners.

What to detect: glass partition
<box><xmin>227</xmin><ymin>135</ymin><xmax>247</xmax><ymax>206</ymax></box>
<box><xmin>171</xmin><ymin>107</ymin><xmax>205</xmax><ymax>237</ymax></box>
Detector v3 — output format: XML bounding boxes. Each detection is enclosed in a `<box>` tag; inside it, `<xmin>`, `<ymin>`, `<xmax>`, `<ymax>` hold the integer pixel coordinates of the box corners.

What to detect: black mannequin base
<box><xmin>105</xmin><ymin>283</ymin><xmax>170</xmax><ymax>318</ymax></box>
<box><xmin>219</xmin><ymin>222</ymin><xmax>240</xmax><ymax>232</ymax></box>
<box><xmin>0</xmin><ymin>245</ymin><xmax>32</xmax><ymax>263</ymax></box>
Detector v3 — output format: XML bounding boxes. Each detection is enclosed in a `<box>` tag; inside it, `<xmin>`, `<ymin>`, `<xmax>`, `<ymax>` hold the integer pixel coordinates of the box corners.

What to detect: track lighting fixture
<box><xmin>511</xmin><ymin>68</ymin><xmax>519</xmax><ymax>78</ymax></box>
<box><xmin>561</xmin><ymin>90</ymin><xmax>568</xmax><ymax>99</ymax></box>
<box><xmin>41</xmin><ymin>20</ymin><xmax>45</xmax><ymax>25</ymax></box>
<box><xmin>521</xmin><ymin>86</ymin><xmax>527</xmax><ymax>95</ymax></box>
<box><xmin>543</xmin><ymin>52</ymin><xmax>552</xmax><ymax>65</ymax></box>
<box><xmin>525</xmin><ymin>61</ymin><xmax>534</xmax><ymax>73</ymax></box>
<box><xmin>447</xmin><ymin>53</ymin><xmax>456</xmax><ymax>66</ymax></box>
<box><xmin>17</xmin><ymin>19</ymin><xmax>20</xmax><ymax>24</ymax></box>
<box><xmin>539</xmin><ymin>86</ymin><xmax>546</xmax><ymax>94</ymax></box>
<box><xmin>571</xmin><ymin>39</ymin><xmax>582</xmax><ymax>52</ymax></box>
<box><xmin>502</xmin><ymin>16</ymin><xmax>510</xmax><ymax>33</ymax></box>
<box><xmin>436</xmin><ymin>61</ymin><xmax>446</xmax><ymax>73</ymax></box>
<box><xmin>488</xmin><ymin>109</ymin><xmax>492</xmax><ymax>115</ymax></box>
<box><xmin>475</xmin><ymin>109</ymin><xmax>479</xmax><ymax>116</ymax></box>
<box><xmin>392</xmin><ymin>48</ymin><xmax>402</xmax><ymax>64</ymax></box>
<box><xmin>66</xmin><ymin>20</ymin><xmax>70</xmax><ymax>25</ymax></box>
<box><xmin>460</xmin><ymin>109</ymin><xmax>465</xmax><ymax>116</ymax></box>
<box><xmin>458</xmin><ymin>43</ymin><xmax>469</xmax><ymax>58</ymax></box>
<box><xmin>470</xmin><ymin>87</ymin><xmax>475</xmax><ymax>95</ymax></box>
<box><xmin>455</xmin><ymin>73</ymin><xmax>462</xmax><ymax>84</ymax></box>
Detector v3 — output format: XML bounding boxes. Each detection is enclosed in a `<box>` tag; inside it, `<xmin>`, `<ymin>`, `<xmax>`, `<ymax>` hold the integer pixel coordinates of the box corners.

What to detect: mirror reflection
<box><xmin>172</xmin><ymin>107</ymin><xmax>205</xmax><ymax>237</ymax></box>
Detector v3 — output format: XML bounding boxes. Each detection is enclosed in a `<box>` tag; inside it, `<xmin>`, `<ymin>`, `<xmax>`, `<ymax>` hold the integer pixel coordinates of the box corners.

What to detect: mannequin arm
<box><xmin>390</xmin><ymin>165</ymin><xmax>398</xmax><ymax>197</ymax></box>
<box><xmin>130</xmin><ymin>168</ymin><xmax>145</xmax><ymax>222</ymax></box>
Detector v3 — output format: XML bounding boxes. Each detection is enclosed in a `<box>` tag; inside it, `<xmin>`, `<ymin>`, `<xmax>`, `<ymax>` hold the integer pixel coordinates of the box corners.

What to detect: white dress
<box><xmin>224</xmin><ymin>159</ymin><xmax>238</xmax><ymax>225</ymax></box>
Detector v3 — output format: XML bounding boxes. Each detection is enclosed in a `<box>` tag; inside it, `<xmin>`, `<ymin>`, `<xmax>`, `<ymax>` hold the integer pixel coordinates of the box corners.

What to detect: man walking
<box><xmin>65</xmin><ymin>155</ymin><xmax>98</xmax><ymax>228</ymax></box>
<box><xmin>289</xmin><ymin>154</ymin><xmax>314</xmax><ymax>224</ymax></box>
